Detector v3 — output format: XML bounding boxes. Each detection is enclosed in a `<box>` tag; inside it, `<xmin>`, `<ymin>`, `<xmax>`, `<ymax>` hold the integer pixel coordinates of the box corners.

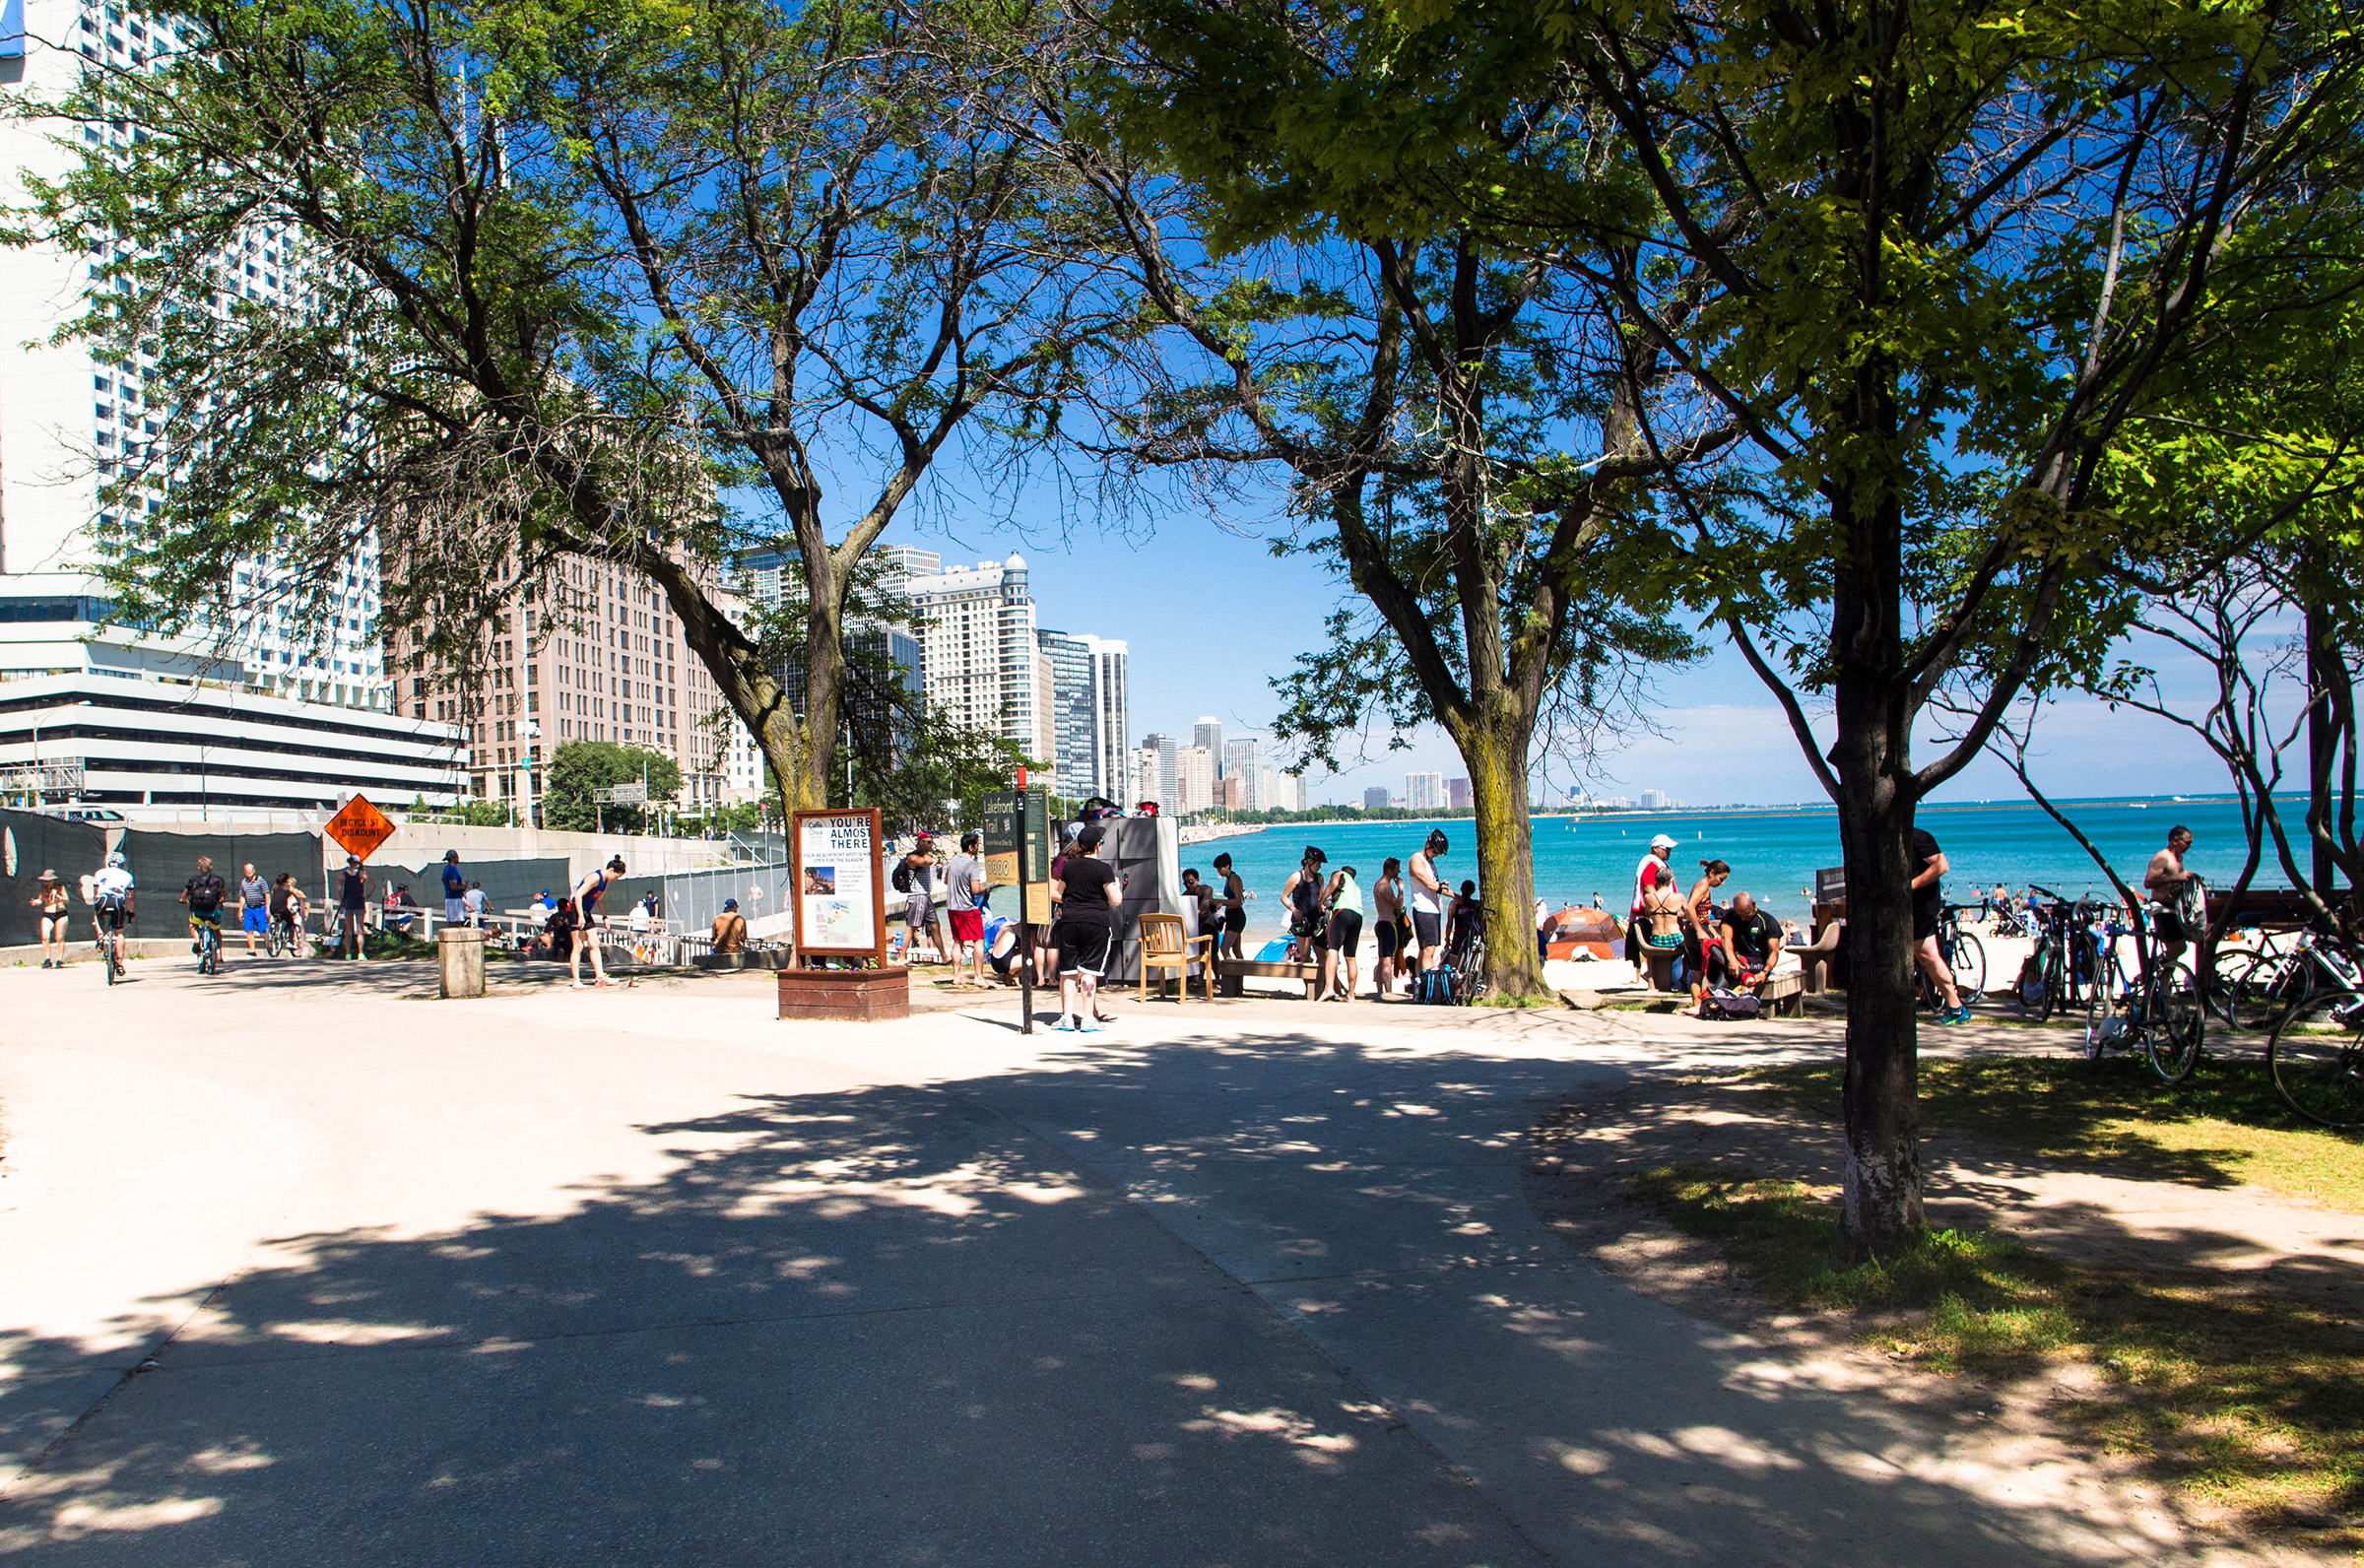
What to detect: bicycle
<box><xmin>193</xmin><ymin>917</ymin><xmax>223</xmax><ymax>976</ymax></box>
<box><xmin>2267</xmin><ymin>982</ymin><xmax>2364</xmax><ymax>1129</ymax></box>
<box><xmin>2084</xmin><ymin>902</ymin><xmax>2203</xmax><ymax>1082</ymax></box>
<box><xmin>2223</xmin><ymin>928</ymin><xmax>2363</xmax><ymax>1033</ymax></box>
<box><xmin>1450</xmin><ymin>929</ymin><xmax>1488</xmax><ymax>1006</ymax></box>
<box><xmin>94</xmin><ymin>917</ymin><xmax>126</xmax><ymax>985</ymax></box>
<box><xmin>1918</xmin><ymin>901</ymin><xmax>1986</xmax><ymax>1012</ymax></box>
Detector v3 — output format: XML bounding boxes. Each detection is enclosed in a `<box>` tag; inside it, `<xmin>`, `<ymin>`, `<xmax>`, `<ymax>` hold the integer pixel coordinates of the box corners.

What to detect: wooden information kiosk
<box><xmin>777</xmin><ymin>806</ymin><xmax>910</xmax><ymax>1022</ymax></box>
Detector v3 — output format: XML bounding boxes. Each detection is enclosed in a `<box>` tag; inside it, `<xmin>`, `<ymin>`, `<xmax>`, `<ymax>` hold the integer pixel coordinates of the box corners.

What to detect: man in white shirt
<box><xmin>1628</xmin><ymin>833</ymin><xmax>1677</xmax><ymax>977</ymax></box>
<box><xmin>1406</xmin><ymin>830</ymin><xmax>1450</xmax><ymax>978</ymax></box>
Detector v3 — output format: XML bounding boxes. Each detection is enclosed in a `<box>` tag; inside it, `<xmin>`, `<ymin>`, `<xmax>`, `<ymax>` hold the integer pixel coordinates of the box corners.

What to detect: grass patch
<box><xmin>1744</xmin><ymin>1057</ymin><xmax>2364</xmax><ymax>1214</ymax></box>
<box><xmin>1634</xmin><ymin>1163</ymin><xmax>2364</xmax><ymax>1539</ymax></box>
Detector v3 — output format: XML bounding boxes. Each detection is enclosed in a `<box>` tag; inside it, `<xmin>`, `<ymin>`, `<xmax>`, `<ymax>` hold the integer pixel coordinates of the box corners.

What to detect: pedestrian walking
<box><xmin>29</xmin><ymin>869</ymin><xmax>68</xmax><ymax>968</ymax></box>
<box><xmin>237</xmin><ymin>863</ymin><xmax>269</xmax><ymax>956</ymax></box>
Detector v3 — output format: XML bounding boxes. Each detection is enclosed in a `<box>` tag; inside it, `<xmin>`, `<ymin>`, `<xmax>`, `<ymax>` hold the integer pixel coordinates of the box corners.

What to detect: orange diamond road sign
<box><xmin>325</xmin><ymin>794</ymin><xmax>396</xmax><ymax>862</ymax></box>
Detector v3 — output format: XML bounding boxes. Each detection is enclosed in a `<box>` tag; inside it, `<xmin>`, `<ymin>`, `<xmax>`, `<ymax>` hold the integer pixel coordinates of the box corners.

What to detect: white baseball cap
<box><xmin>1649</xmin><ymin>833</ymin><xmax>1678</xmax><ymax>850</ymax></box>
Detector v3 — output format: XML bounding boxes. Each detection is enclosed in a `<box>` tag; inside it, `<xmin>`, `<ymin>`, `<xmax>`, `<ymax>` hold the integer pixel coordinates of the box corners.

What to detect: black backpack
<box><xmin>1702</xmin><ymin>987</ymin><xmax>1762</xmax><ymax>1020</ymax></box>
<box><xmin>891</xmin><ymin>859</ymin><xmax>913</xmax><ymax>894</ymax></box>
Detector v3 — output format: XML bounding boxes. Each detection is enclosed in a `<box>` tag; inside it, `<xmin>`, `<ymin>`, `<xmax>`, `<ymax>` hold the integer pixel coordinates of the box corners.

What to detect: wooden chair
<box><xmin>1138</xmin><ymin>912</ymin><xmax>1215</xmax><ymax>1003</ymax></box>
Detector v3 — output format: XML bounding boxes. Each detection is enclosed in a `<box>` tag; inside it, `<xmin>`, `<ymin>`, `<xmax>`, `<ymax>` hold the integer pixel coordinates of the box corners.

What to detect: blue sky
<box><xmin>876</xmin><ymin>501</ymin><xmax>2235</xmax><ymax>809</ymax></box>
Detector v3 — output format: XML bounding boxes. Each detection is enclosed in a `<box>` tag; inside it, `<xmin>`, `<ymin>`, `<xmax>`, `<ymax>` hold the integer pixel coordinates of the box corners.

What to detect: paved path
<box><xmin>0</xmin><ymin>962</ymin><xmax>2222</xmax><ymax>1563</ymax></box>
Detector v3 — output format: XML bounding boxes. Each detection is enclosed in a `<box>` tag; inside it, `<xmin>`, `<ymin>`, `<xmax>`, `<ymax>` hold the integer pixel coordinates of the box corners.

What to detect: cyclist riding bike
<box><xmin>180</xmin><ymin>855</ymin><xmax>230</xmax><ymax>965</ymax></box>
<box><xmin>91</xmin><ymin>850</ymin><xmax>136</xmax><ymax>968</ymax></box>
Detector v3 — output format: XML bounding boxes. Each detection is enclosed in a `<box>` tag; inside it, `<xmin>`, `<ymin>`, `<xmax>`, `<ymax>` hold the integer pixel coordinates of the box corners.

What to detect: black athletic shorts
<box><xmin>1329</xmin><ymin>908</ymin><xmax>1363</xmax><ymax>957</ymax></box>
<box><xmin>1223</xmin><ymin>908</ymin><xmax>1245</xmax><ymax>934</ymax></box>
<box><xmin>1375</xmin><ymin>918</ymin><xmax>1401</xmax><ymax>958</ymax></box>
<box><xmin>1054</xmin><ymin>918</ymin><xmax>1112</xmax><ymax>978</ymax></box>
<box><xmin>1411</xmin><ymin>909</ymin><xmax>1441</xmax><ymax>951</ymax></box>
<box><xmin>1913</xmin><ymin>899</ymin><xmax>1939</xmax><ymax>943</ymax></box>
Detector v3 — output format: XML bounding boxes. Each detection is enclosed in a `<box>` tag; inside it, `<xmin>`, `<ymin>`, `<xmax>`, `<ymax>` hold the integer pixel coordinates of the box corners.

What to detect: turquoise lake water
<box><xmin>1189</xmin><ymin>796</ymin><xmax>2266</xmax><ymax>937</ymax></box>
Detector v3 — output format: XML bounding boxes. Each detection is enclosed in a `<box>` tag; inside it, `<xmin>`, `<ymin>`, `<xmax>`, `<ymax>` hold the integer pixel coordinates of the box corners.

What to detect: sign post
<box><xmin>985</xmin><ymin>775</ymin><xmax>1051</xmax><ymax>1033</ymax></box>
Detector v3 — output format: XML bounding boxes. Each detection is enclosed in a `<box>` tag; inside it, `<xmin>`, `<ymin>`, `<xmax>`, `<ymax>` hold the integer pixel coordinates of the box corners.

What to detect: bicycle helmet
<box><xmin>106</xmin><ymin>850</ymin><xmax>126</xmax><ymax>868</ymax></box>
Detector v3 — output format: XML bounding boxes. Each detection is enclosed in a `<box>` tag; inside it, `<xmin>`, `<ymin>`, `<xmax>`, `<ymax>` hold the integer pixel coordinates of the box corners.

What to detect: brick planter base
<box><xmin>777</xmin><ymin>965</ymin><xmax>911</xmax><ymax>1022</ymax></box>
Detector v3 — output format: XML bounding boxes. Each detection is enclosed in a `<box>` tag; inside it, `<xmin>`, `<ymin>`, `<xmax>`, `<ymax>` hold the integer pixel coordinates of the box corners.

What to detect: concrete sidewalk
<box><xmin>0</xmin><ymin>961</ymin><xmax>2246</xmax><ymax>1563</ymax></box>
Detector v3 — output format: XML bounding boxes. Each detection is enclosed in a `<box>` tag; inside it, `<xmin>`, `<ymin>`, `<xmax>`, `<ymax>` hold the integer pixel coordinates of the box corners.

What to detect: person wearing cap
<box><xmin>711</xmin><ymin>896</ymin><xmax>748</xmax><ymax>954</ymax></box>
<box><xmin>1406</xmin><ymin>830</ymin><xmax>1449</xmax><ymax>981</ymax></box>
<box><xmin>1628</xmin><ymin>833</ymin><xmax>1678</xmax><ymax>978</ymax></box>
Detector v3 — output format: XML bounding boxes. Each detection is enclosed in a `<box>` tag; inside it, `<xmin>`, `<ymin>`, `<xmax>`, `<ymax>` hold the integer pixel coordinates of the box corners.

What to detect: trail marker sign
<box><xmin>325</xmin><ymin>794</ymin><xmax>396</xmax><ymax>862</ymax></box>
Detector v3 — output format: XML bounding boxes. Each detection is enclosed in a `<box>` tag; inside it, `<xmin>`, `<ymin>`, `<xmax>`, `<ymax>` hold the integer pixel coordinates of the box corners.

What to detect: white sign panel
<box><xmin>797</xmin><ymin>812</ymin><xmax>878</xmax><ymax>954</ymax></box>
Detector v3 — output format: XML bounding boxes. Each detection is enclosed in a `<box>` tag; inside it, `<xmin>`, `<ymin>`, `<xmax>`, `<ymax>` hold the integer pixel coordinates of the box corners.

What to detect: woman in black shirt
<box><xmin>1050</xmin><ymin>824</ymin><xmax>1120</xmax><ymax>1032</ymax></box>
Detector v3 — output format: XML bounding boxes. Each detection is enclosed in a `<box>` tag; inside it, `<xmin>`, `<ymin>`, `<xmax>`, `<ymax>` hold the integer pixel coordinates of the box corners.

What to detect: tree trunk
<box><xmin>1455</xmin><ymin>703</ymin><xmax>1546</xmax><ymax>1002</ymax></box>
<box><xmin>1831</xmin><ymin>770</ymin><xmax>1925</xmax><ymax>1256</ymax></box>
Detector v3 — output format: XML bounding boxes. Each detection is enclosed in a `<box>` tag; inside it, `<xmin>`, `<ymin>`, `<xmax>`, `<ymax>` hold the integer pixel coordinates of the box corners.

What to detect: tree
<box><xmin>1508</xmin><ymin>0</ymin><xmax>2364</xmax><ymax>1251</ymax></box>
<box><xmin>543</xmin><ymin>741</ymin><xmax>683</xmax><ymax>833</ymax></box>
<box><xmin>10</xmin><ymin>0</ymin><xmax>1108</xmax><ymax>813</ymax></box>
<box><xmin>1068</xmin><ymin>8</ymin><xmax>1720</xmax><ymax>999</ymax></box>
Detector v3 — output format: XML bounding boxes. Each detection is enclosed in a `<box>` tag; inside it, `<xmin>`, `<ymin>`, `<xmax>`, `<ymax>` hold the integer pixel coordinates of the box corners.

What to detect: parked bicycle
<box><xmin>2081</xmin><ymin>900</ymin><xmax>2203</xmax><ymax>1081</ymax></box>
<box><xmin>2014</xmin><ymin>888</ymin><xmax>2107</xmax><ymax>1021</ymax></box>
<box><xmin>2267</xmin><ymin>981</ymin><xmax>2364</xmax><ymax>1129</ymax></box>
<box><xmin>2220</xmin><ymin>927</ymin><xmax>2364</xmax><ymax>1033</ymax></box>
<box><xmin>1918</xmin><ymin>902</ymin><xmax>1986</xmax><ymax>1012</ymax></box>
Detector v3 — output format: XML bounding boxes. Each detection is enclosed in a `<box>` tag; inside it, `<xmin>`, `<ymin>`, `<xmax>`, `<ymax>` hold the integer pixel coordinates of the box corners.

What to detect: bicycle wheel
<box><xmin>1949</xmin><ymin>931</ymin><xmax>1986</xmax><ymax>1001</ymax></box>
<box><xmin>267</xmin><ymin>922</ymin><xmax>283</xmax><ymax>957</ymax></box>
<box><xmin>2083</xmin><ymin>958</ymin><xmax>2113</xmax><ymax>1057</ymax></box>
<box><xmin>2238</xmin><ymin>950</ymin><xmax>2312</xmax><ymax>1032</ymax></box>
<box><xmin>2145</xmin><ymin>962</ymin><xmax>2203</xmax><ymax>1083</ymax></box>
<box><xmin>2202</xmin><ymin>947</ymin><xmax>2255</xmax><ymax>1030</ymax></box>
<box><xmin>2268</xmin><ymin>986</ymin><xmax>2364</xmax><ymax>1129</ymax></box>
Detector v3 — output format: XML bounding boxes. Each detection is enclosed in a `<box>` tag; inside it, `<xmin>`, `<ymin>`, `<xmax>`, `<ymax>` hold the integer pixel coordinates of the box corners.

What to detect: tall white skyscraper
<box><xmin>1406</xmin><ymin>770</ymin><xmax>1446</xmax><ymax>810</ymax></box>
<box><xmin>1222</xmin><ymin>737</ymin><xmax>1263</xmax><ymax>810</ymax></box>
<box><xmin>905</xmin><ymin>555</ymin><xmax>1039</xmax><ymax>750</ymax></box>
<box><xmin>1193</xmin><ymin>715</ymin><xmax>1222</xmax><ymax>758</ymax></box>
<box><xmin>1093</xmin><ymin>638</ymin><xmax>1130</xmax><ymax>802</ymax></box>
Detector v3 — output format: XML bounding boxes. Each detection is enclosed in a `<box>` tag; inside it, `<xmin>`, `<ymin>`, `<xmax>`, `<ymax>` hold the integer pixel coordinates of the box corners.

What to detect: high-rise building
<box><xmin>1175</xmin><ymin>745</ymin><xmax>1215</xmax><ymax>815</ymax></box>
<box><xmin>1139</xmin><ymin>732</ymin><xmax>1180</xmax><ymax>808</ymax></box>
<box><xmin>1037</xmin><ymin>628</ymin><xmax>1127</xmax><ymax>800</ymax></box>
<box><xmin>1447</xmin><ymin>777</ymin><xmax>1472</xmax><ymax>810</ymax></box>
<box><xmin>1640</xmin><ymin>789</ymin><xmax>1668</xmax><ymax>810</ymax></box>
<box><xmin>1132</xmin><ymin>745</ymin><xmax>1160</xmax><ymax>808</ymax></box>
<box><xmin>1263</xmin><ymin>769</ymin><xmax>1304</xmax><ymax>813</ymax></box>
<box><xmin>1193</xmin><ymin>716</ymin><xmax>1222</xmax><ymax>758</ymax></box>
<box><xmin>905</xmin><ymin>555</ymin><xmax>1039</xmax><ymax>751</ymax></box>
<box><xmin>1406</xmin><ymin>770</ymin><xmax>1446</xmax><ymax>810</ymax></box>
<box><xmin>873</xmin><ymin>545</ymin><xmax>943</xmax><ymax>597</ymax></box>
<box><xmin>0</xmin><ymin>25</ymin><xmax>460</xmax><ymax>817</ymax></box>
<box><xmin>393</xmin><ymin>555</ymin><xmax>738</xmax><ymax>808</ymax></box>
<box><xmin>1222</xmin><ymin>737</ymin><xmax>1263</xmax><ymax>810</ymax></box>
<box><xmin>1093</xmin><ymin>639</ymin><xmax>1130</xmax><ymax>803</ymax></box>
<box><xmin>1364</xmin><ymin>786</ymin><xmax>1392</xmax><ymax>812</ymax></box>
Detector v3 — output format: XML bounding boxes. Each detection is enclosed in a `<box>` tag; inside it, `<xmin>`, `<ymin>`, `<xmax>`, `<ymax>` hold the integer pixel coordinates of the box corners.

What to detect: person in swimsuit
<box><xmin>562</xmin><ymin>856</ymin><xmax>626</xmax><ymax>988</ymax></box>
<box><xmin>1684</xmin><ymin>858</ymin><xmax>1732</xmax><ymax>1014</ymax></box>
<box><xmin>1372</xmin><ymin>857</ymin><xmax>1406</xmax><ymax>999</ymax></box>
<box><xmin>1211</xmin><ymin>851</ymin><xmax>1249</xmax><ymax>962</ymax></box>
<box><xmin>1281</xmin><ymin>847</ymin><xmax>1329</xmax><ymax>996</ymax></box>
<box><xmin>30</xmin><ymin>869</ymin><xmax>69</xmax><ymax>968</ymax></box>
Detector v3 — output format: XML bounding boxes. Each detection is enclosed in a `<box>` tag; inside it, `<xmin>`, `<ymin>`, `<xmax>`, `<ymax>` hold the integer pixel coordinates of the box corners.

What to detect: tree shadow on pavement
<box><xmin>0</xmin><ymin>1028</ymin><xmax>2220</xmax><ymax>1566</ymax></box>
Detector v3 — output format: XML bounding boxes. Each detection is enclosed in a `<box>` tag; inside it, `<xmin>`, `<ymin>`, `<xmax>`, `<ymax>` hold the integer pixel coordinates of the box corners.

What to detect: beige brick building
<box><xmin>393</xmin><ymin>556</ymin><xmax>740</xmax><ymax>812</ymax></box>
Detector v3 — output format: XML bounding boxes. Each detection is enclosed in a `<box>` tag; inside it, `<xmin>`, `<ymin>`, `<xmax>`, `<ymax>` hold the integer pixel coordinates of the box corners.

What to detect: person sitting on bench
<box><xmin>1713</xmin><ymin>892</ymin><xmax>1785</xmax><ymax>1002</ymax></box>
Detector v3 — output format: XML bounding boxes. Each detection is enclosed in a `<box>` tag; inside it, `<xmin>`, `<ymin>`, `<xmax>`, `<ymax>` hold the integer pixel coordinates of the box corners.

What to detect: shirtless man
<box><xmin>2143</xmin><ymin>824</ymin><xmax>2200</xmax><ymax>964</ymax></box>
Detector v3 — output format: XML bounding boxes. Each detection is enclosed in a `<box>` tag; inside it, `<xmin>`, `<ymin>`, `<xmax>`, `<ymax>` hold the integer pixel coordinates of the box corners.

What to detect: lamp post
<box><xmin>517</xmin><ymin>718</ymin><xmax>541</xmax><ymax>829</ymax></box>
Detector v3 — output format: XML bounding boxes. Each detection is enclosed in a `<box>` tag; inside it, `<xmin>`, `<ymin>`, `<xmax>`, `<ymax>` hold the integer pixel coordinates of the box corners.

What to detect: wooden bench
<box><xmin>1215</xmin><ymin>957</ymin><xmax>1317</xmax><ymax>998</ymax></box>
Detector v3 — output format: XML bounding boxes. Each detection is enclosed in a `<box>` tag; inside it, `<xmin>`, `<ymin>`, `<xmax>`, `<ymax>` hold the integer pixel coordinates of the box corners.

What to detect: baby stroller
<box><xmin>1417</xmin><ymin>910</ymin><xmax>1488</xmax><ymax>1006</ymax></box>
